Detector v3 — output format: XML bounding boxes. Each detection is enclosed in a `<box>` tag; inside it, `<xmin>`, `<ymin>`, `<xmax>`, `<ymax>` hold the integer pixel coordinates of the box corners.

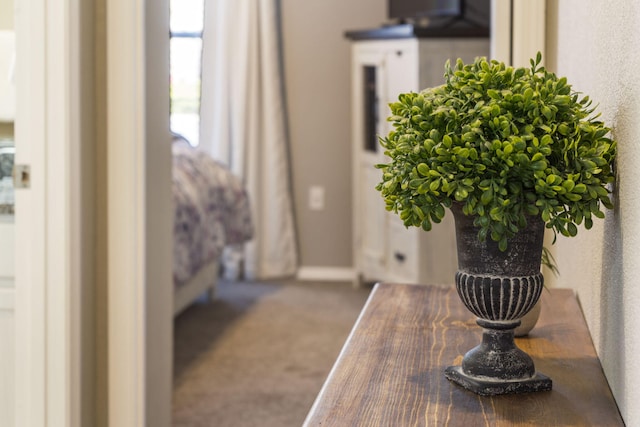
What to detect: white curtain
<box><xmin>199</xmin><ymin>0</ymin><xmax>298</xmax><ymax>280</ymax></box>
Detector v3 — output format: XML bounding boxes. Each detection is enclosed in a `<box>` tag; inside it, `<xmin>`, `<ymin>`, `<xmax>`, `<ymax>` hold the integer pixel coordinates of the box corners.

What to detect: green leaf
<box><xmin>531</xmin><ymin>160</ymin><xmax>547</xmax><ymax>171</ymax></box>
<box><xmin>454</xmin><ymin>188</ymin><xmax>469</xmax><ymax>200</ymax></box>
<box><xmin>417</xmin><ymin>163</ymin><xmax>430</xmax><ymax>176</ymax></box>
<box><xmin>574</xmin><ymin>183</ymin><xmax>587</xmax><ymax>193</ymax></box>
<box><xmin>481</xmin><ymin>188</ymin><xmax>493</xmax><ymax>205</ymax></box>
<box><xmin>557</xmin><ymin>124</ymin><xmax>570</xmax><ymax>135</ymax></box>
<box><xmin>490</xmin><ymin>207</ymin><xmax>503</xmax><ymax>221</ymax></box>
<box><xmin>595</xmin><ymin>186</ymin><xmax>610</xmax><ymax>198</ymax></box>
<box><xmin>524</xmin><ymin>88</ymin><xmax>533</xmax><ymax>103</ymax></box>
<box><xmin>541</xmin><ymin>209</ymin><xmax>550</xmax><ymax>222</ymax></box>
<box><xmin>565</xmin><ymin>193</ymin><xmax>582</xmax><ymax>202</ymax></box>
<box><xmin>487</xmin><ymin>89</ymin><xmax>500</xmax><ymax>99</ymax></box>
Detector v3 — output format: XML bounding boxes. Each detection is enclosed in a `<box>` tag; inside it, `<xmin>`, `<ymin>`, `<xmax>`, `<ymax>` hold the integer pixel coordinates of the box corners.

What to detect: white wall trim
<box><xmin>107</xmin><ymin>0</ymin><xmax>146</xmax><ymax>424</ymax></box>
<box><xmin>297</xmin><ymin>267</ymin><xmax>356</xmax><ymax>283</ymax></box>
<box><xmin>511</xmin><ymin>0</ymin><xmax>546</xmax><ymax>67</ymax></box>
<box><xmin>490</xmin><ymin>0</ymin><xmax>511</xmax><ymax>62</ymax></box>
<box><xmin>490</xmin><ymin>0</ymin><xmax>546</xmax><ymax>66</ymax></box>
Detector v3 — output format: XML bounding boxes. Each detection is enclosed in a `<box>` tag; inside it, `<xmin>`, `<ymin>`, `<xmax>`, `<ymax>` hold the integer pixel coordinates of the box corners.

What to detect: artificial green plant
<box><xmin>376</xmin><ymin>53</ymin><xmax>616</xmax><ymax>251</ymax></box>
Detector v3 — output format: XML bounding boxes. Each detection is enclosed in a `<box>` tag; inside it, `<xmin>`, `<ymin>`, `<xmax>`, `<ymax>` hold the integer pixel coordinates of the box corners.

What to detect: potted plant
<box><xmin>375</xmin><ymin>53</ymin><xmax>616</xmax><ymax>395</ymax></box>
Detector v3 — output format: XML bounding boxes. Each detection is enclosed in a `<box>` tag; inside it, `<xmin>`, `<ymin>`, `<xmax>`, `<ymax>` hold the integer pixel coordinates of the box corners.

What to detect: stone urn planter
<box><xmin>444</xmin><ymin>203</ymin><xmax>552</xmax><ymax>395</ymax></box>
<box><xmin>374</xmin><ymin>54</ymin><xmax>616</xmax><ymax>396</ymax></box>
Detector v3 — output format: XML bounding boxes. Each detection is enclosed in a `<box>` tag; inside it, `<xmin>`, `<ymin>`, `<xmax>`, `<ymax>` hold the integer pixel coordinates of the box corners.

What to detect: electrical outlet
<box><xmin>309</xmin><ymin>186</ymin><xmax>325</xmax><ymax>211</ymax></box>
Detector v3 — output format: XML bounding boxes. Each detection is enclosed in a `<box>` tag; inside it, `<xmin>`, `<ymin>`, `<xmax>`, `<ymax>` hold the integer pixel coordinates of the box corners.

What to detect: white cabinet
<box><xmin>350</xmin><ymin>37</ymin><xmax>489</xmax><ymax>285</ymax></box>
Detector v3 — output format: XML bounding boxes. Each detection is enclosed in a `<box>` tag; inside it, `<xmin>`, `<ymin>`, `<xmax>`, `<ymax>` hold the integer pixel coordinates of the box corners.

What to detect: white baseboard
<box><xmin>296</xmin><ymin>266</ymin><xmax>356</xmax><ymax>282</ymax></box>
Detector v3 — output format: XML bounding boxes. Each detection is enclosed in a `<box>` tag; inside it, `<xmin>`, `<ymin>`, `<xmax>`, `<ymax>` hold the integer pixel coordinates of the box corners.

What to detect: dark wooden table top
<box><xmin>304</xmin><ymin>283</ymin><xmax>624</xmax><ymax>426</ymax></box>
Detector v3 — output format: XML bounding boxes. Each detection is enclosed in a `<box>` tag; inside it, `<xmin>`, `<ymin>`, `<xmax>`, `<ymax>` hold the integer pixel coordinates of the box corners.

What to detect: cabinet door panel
<box><xmin>386</xmin><ymin>214</ymin><xmax>418</xmax><ymax>283</ymax></box>
<box><xmin>382</xmin><ymin>42</ymin><xmax>418</xmax><ymax>135</ymax></box>
<box><xmin>359</xmin><ymin>158</ymin><xmax>386</xmax><ymax>278</ymax></box>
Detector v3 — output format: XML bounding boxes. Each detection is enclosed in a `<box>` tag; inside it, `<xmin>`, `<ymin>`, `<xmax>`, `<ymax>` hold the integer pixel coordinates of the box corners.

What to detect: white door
<box><xmin>13</xmin><ymin>0</ymin><xmax>51</xmax><ymax>423</ymax></box>
<box><xmin>12</xmin><ymin>0</ymin><xmax>82</xmax><ymax>424</ymax></box>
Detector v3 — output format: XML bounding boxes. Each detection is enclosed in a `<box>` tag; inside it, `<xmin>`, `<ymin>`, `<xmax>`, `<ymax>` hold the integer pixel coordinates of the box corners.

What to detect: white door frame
<box><xmin>106</xmin><ymin>0</ymin><xmax>148</xmax><ymax>422</ymax></box>
<box><xmin>14</xmin><ymin>0</ymin><xmax>83</xmax><ymax>424</ymax></box>
<box><xmin>491</xmin><ymin>0</ymin><xmax>546</xmax><ymax>66</ymax></box>
<box><xmin>107</xmin><ymin>0</ymin><xmax>173</xmax><ymax>426</ymax></box>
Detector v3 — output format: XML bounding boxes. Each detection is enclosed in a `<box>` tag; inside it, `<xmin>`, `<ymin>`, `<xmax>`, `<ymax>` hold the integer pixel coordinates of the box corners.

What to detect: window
<box><xmin>170</xmin><ymin>0</ymin><xmax>204</xmax><ymax>146</ymax></box>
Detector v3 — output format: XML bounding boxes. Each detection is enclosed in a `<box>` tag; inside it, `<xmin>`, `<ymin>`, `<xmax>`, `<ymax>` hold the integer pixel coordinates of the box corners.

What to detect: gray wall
<box><xmin>545</xmin><ymin>0</ymin><xmax>640</xmax><ymax>423</ymax></box>
<box><xmin>282</xmin><ymin>1</ymin><xmax>386</xmax><ymax>269</ymax></box>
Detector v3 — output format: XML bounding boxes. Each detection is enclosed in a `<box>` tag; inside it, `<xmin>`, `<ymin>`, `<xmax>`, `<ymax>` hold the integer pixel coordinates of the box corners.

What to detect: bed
<box><xmin>172</xmin><ymin>135</ymin><xmax>253</xmax><ymax>315</ymax></box>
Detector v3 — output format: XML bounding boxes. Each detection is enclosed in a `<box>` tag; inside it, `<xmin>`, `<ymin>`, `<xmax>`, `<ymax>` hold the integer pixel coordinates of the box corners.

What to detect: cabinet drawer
<box><xmin>386</xmin><ymin>217</ymin><xmax>418</xmax><ymax>283</ymax></box>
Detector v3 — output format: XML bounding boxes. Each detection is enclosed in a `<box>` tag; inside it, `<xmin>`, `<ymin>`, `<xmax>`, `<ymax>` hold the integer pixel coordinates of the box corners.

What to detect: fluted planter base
<box><xmin>446</xmin><ymin>203</ymin><xmax>552</xmax><ymax>396</ymax></box>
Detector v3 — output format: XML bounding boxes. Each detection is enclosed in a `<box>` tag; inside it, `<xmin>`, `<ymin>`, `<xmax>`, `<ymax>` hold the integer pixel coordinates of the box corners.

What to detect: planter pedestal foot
<box><xmin>445</xmin><ymin>319</ymin><xmax>552</xmax><ymax>396</ymax></box>
<box><xmin>444</xmin><ymin>366</ymin><xmax>551</xmax><ymax>396</ymax></box>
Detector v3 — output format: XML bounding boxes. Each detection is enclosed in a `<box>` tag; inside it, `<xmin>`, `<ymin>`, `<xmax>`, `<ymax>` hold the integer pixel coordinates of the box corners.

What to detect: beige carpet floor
<box><xmin>172</xmin><ymin>279</ymin><xmax>372</xmax><ymax>427</ymax></box>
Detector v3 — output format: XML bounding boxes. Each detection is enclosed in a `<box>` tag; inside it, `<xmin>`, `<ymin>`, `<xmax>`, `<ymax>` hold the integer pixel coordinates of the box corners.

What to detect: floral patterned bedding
<box><xmin>172</xmin><ymin>138</ymin><xmax>253</xmax><ymax>286</ymax></box>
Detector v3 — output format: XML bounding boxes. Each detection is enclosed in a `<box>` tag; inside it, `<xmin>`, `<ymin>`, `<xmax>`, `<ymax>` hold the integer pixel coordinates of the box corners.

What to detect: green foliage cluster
<box><xmin>376</xmin><ymin>53</ymin><xmax>616</xmax><ymax>250</ymax></box>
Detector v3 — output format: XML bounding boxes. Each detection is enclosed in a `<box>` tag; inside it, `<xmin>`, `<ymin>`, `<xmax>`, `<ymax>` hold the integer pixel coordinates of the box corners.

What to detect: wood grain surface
<box><xmin>304</xmin><ymin>284</ymin><xmax>624</xmax><ymax>426</ymax></box>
